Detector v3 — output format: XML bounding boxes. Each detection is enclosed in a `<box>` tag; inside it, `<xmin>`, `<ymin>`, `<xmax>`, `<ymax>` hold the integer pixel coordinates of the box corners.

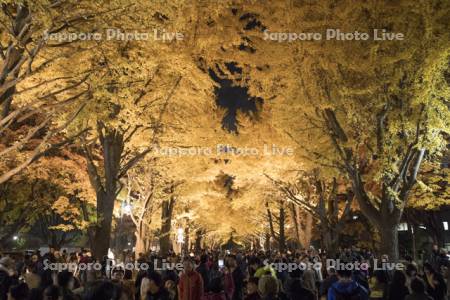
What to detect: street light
<box><xmin>443</xmin><ymin>221</ymin><xmax>449</xmax><ymax>231</ymax></box>
<box><xmin>13</xmin><ymin>235</ymin><xmax>18</xmax><ymax>241</ymax></box>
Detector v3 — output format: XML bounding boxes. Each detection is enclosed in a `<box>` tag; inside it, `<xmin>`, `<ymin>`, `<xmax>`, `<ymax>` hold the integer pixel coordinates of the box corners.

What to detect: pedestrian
<box><xmin>285</xmin><ymin>277</ymin><xmax>314</xmax><ymax>300</ymax></box>
<box><xmin>405</xmin><ymin>278</ymin><xmax>433</xmax><ymax>300</ymax></box>
<box><xmin>386</xmin><ymin>270</ymin><xmax>409</xmax><ymax>300</ymax></box>
<box><xmin>369</xmin><ymin>270</ymin><xmax>388</xmax><ymax>299</ymax></box>
<box><xmin>422</xmin><ymin>262</ymin><xmax>447</xmax><ymax>300</ymax></box>
<box><xmin>83</xmin><ymin>280</ymin><xmax>124</xmax><ymax>300</ymax></box>
<box><xmin>319</xmin><ymin>268</ymin><xmax>338</xmax><ymax>298</ymax></box>
<box><xmin>0</xmin><ymin>257</ymin><xmax>17</xmax><ymax>300</ymax></box>
<box><xmin>57</xmin><ymin>270</ymin><xmax>77</xmax><ymax>300</ymax></box>
<box><xmin>258</xmin><ymin>275</ymin><xmax>279</xmax><ymax>300</ymax></box>
<box><xmin>244</xmin><ymin>277</ymin><xmax>261</xmax><ymax>300</ymax></box>
<box><xmin>196</xmin><ymin>254</ymin><xmax>210</xmax><ymax>292</ymax></box>
<box><xmin>228</xmin><ymin>255</ymin><xmax>244</xmax><ymax>300</ymax></box>
<box><xmin>327</xmin><ymin>269</ymin><xmax>369</xmax><ymax>300</ymax></box>
<box><xmin>8</xmin><ymin>282</ymin><xmax>29</xmax><ymax>300</ymax></box>
<box><xmin>42</xmin><ymin>285</ymin><xmax>60</xmax><ymax>300</ymax></box>
<box><xmin>203</xmin><ymin>276</ymin><xmax>228</xmax><ymax>300</ymax></box>
<box><xmin>178</xmin><ymin>259</ymin><xmax>204</xmax><ymax>300</ymax></box>
<box><xmin>143</xmin><ymin>271</ymin><xmax>170</xmax><ymax>300</ymax></box>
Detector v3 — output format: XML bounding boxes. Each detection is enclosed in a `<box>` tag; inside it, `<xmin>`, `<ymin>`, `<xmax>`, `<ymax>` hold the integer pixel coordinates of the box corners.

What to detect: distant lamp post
<box><xmin>352</xmin><ymin>215</ymin><xmax>359</xmax><ymax>220</ymax></box>
<box><xmin>13</xmin><ymin>235</ymin><xmax>18</xmax><ymax>241</ymax></box>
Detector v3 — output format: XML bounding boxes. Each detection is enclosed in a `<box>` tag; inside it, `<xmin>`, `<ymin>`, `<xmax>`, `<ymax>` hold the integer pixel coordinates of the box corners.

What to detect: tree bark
<box><xmin>183</xmin><ymin>226</ymin><xmax>190</xmax><ymax>255</ymax></box>
<box><xmin>278</xmin><ymin>201</ymin><xmax>286</xmax><ymax>253</ymax></box>
<box><xmin>84</xmin><ymin>122</ymin><xmax>124</xmax><ymax>260</ymax></box>
<box><xmin>0</xmin><ymin>5</ymin><xmax>30</xmax><ymax>119</ymax></box>
<box><xmin>290</xmin><ymin>203</ymin><xmax>303</xmax><ymax>248</ymax></box>
<box><xmin>91</xmin><ymin>192</ymin><xmax>116</xmax><ymax>260</ymax></box>
<box><xmin>159</xmin><ymin>196</ymin><xmax>175</xmax><ymax>256</ymax></box>
<box><xmin>194</xmin><ymin>229</ymin><xmax>204</xmax><ymax>253</ymax></box>
<box><xmin>264</xmin><ymin>231</ymin><xmax>271</xmax><ymax>251</ymax></box>
<box><xmin>135</xmin><ymin>224</ymin><xmax>149</xmax><ymax>255</ymax></box>
<box><xmin>322</xmin><ymin>108</ymin><xmax>425</xmax><ymax>261</ymax></box>
<box><xmin>379</xmin><ymin>222</ymin><xmax>399</xmax><ymax>261</ymax></box>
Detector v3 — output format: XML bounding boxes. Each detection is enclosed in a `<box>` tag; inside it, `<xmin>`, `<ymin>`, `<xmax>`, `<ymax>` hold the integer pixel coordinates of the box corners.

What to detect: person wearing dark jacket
<box><xmin>386</xmin><ymin>270</ymin><xmax>409</xmax><ymax>300</ymax></box>
<box><xmin>8</xmin><ymin>282</ymin><xmax>29</xmax><ymax>300</ymax></box>
<box><xmin>146</xmin><ymin>271</ymin><xmax>170</xmax><ymax>300</ymax></box>
<box><xmin>244</xmin><ymin>277</ymin><xmax>261</xmax><ymax>300</ymax></box>
<box><xmin>405</xmin><ymin>278</ymin><xmax>433</xmax><ymax>300</ymax></box>
<box><xmin>286</xmin><ymin>279</ymin><xmax>314</xmax><ymax>300</ymax></box>
<box><xmin>57</xmin><ymin>270</ymin><xmax>77</xmax><ymax>300</ymax></box>
<box><xmin>320</xmin><ymin>268</ymin><xmax>339</xmax><ymax>298</ymax></box>
<box><xmin>427</xmin><ymin>245</ymin><xmax>443</xmax><ymax>272</ymax></box>
<box><xmin>203</xmin><ymin>276</ymin><xmax>228</xmax><ymax>300</ymax></box>
<box><xmin>196</xmin><ymin>255</ymin><xmax>210</xmax><ymax>292</ymax></box>
<box><xmin>228</xmin><ymin>256</ymin><xmax>244</xmax><ymax>300</ymax></box>
<box><xmin>0</xmin><ymin>257</ymin><xmax>18</xmax><ymax>300</ymax></box>
<box><xmin>327</xmin><ymin>269</ymin><xmax>369</xmax><ymax>300</ymax></box>
<box><xmin>423</xmin><ymin>263</ymin><xmax>447</xmax><ymax>300</ymax></box>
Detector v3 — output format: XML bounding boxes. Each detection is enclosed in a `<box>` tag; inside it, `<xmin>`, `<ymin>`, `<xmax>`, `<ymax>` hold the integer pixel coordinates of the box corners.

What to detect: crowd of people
<box><xmin>0</xmin><ymin>245</ymin><xmax>449</xmax><ymax>300</ymax></box>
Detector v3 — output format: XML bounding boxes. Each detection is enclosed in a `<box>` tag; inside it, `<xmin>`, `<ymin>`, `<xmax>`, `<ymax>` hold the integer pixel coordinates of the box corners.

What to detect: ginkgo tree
<box><xmin>267</xmin><ymin>171</ymin><xmax>354</xmax><ymax>255</ymax></box>
<box><xmin>0</xmin><ymin>147</ymin><xmax>94</xmax><ymax>248</ymax></box>
<box><xmin>270</xmin><ymin>1</ymin><xmax>450</xmax><ymax>260</ymax></box>
<box><xmin>2</xmin><ymin>0</ymin><xmax>449</xmax><ymax>257</ymax></box>
<box><xmin>0</xmin><ymin>0</ymin><xmax>103</xmax><ymax>184</ymax></box>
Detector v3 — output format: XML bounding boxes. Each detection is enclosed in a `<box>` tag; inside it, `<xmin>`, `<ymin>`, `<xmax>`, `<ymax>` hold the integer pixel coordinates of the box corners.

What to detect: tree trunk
<box><xmin>322</xmin><ymin>224</ymin><xmax>332</xmax><ymax>251</ymax></box>
<box><xmin>183</xmin><ymin>226</ymin><xmax>190</xmax><ymax>255</ymax></box>
<box><xmin>0</xmin><ymin>5</ymin><xmax>30</xmax><ymax>119</ymax></box>
<box><xmin>302</xmin><ymin>212</ymin><xmax>313</xmax><ymax>248</ymax></box>
<box><xmin>159</xmin><ymin>196</ymin><xmax>175</xmax><ymax>256</ymax></box>
<box><xmin>379</xmin><ymin>223</ymin><xmax>399</xmax><ymax>261</ymax></box>
<box><xmin>91</xmin><ymin>191</ymin><xmax>116</xmax><ymax>260</ymax></box>
<box><xmin>264</xmin><ymin>231</ymin><xmax>271</xmax><ymax>251</ymax></box>
<box><xmin>290</xmin><ymin>203</ymin><xmax>302</xmax><ymax>248</ymax></box>
<box><xmin>194</xmin><ymin>229</ymin><xmax>204</xmax><ymax>253</ymax></box>
<box><xmin>278</xmin><ymin>202</ymin><xmax>286</xmax><ymax>253</ymax></box>
<box><xmin>410</xmin><ymin>223</ymin><xmax>417</xmax><ymax>261</ymax></box>
<box><xmin>135</xmin><ymin>224</ymin><xmax>149</xmax><ymax>255</ymax></box>
<box><xmin>84</xmin><ymin>123</ymin><xmax>125</xmax><ymax>260</ymax></box>
<box><xmin>322</xmin><ymin>108</ymin><xmax>425</xmax><ymax>263</ymax></box>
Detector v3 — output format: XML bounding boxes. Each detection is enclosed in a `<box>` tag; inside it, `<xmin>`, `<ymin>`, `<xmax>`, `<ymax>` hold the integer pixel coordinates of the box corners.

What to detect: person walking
<box><xmin>386</xmin><ymin>270</ymin><xmax>409</xmax><ymax>300</ymax></box>
<box><xmin>144</xmin><ymin>271</ymin><xmax>170</xmax><ymax>300</ymax></box>
<box><xmin>405</xmin><ymin>278</ymin><xmax>433</xmax><ymax>300</ymax></box>
<box><xmin>327</xmin><ymin>269</ymin><xmax>369</xmax><ymax>300</ymax></box>
<box><xmin>178</xmin><ymin>259</ymin><xmax>204</xmax><ymax>300</ymax></box>
<box><xmin>423</xmin><ymin>263</ymin><xmax>447</xmax><ymax>300</ymax></box>
<box><xmin>0</xmin><ymin>257</ymin><xmax>17</xmax><ymax>300</ymax></box>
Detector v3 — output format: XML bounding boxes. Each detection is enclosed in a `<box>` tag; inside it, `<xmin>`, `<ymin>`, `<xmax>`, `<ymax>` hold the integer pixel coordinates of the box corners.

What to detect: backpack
<box><xmin>331</xmin><ymin>286</ymin><xmax>363</xmax><ymax>300</ymax></box>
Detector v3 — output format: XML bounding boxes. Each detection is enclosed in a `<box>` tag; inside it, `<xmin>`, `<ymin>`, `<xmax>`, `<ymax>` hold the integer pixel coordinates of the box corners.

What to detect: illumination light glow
<box><xmin>177</xmin><ymin>228</ymin><xmax>184</xmax><ymax>243</ymax></box>
<box><xmin>13</xmin><ymin>235</ymin><xmax>18</xmax><ymax>240</ymax></box>
<box><xmin>397</xmin><ymin>223</ymin><xmax>408</xmax><ymax>231</ymax></box>
<box><xmin>444</xmin><ymin>221</ymin><xmax>449</xmax><ymax>231</ymax></box>
<box><xmin>122</xmin><ymin>203</ymin><xmax>132</xmax><ymax>215</ymax></box>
